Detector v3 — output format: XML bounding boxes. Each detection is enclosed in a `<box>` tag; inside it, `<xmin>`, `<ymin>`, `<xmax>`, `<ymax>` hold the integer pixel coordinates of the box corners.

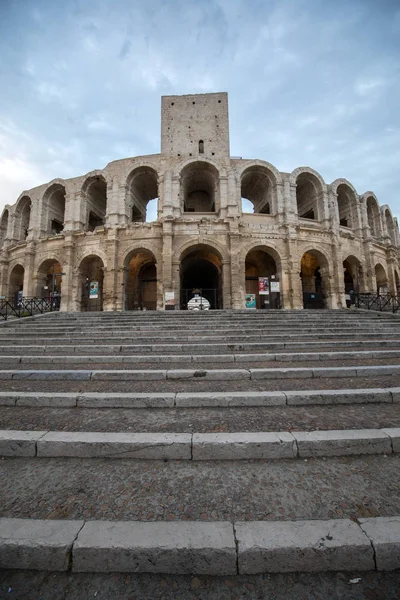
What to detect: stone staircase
<box><xmin>1</xmin><ymin>309</ymin><xmax>400</xmax><ymax>599</ymax></box>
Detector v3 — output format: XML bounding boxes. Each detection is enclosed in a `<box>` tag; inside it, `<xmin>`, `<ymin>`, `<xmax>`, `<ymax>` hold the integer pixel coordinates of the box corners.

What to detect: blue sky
<box><xmin>0</xmin><ymin>0</ymin><xmax>399</xmax><ymax>218</ymax></box>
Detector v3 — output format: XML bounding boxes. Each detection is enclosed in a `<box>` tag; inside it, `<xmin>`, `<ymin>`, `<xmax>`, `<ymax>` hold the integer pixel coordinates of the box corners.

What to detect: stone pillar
<box><xmin>285</xmin><ymin>232</ymin><xmax>302</xmax><ymax>309</ymax></box>
<box><xmin>107</xmin><ymin>180</ymin><xmax>126</xmax><ymax>227</ymax></box>
<box><xmin>60</xmin><ymin>235</ymin><xmax>76</xmax><ymax>312</ymax></box>
<box><xmin>221</xmin><ymin>259</ymin><xmax>231</xmax><ymax>308</ymax></box>
<box><xmin>387</xmin><ymin>255</ymin><xmax>397</xmax><ymax>295</ymax></box>
<box><xmin>275</xmin><ymin>182</ymin><xmax>285</xmax><ymax>221</ymax></box>
<box><xmin>103</xmin><ymin>233</ymin><xmax>119</xmax><ymax>311</ymax></box>
<box><xmin>172</xmin><ymin>176</ymin><xmax>181</xmax><ymax>219</ymax></box>
<box><xmin>278</xmin><ymin>257</ymin><xmax>291</xmax><ymax>309</ymax></box>
<box><xmin>171</xmin><ymin>260</ymin><xmax>181</xmax><ymax>309</ymax></box>
<box><xmin>227</xmin><ymin>170</ymin><xmax>240</xmax><ymax>217</ymax></box>
<box><xmin>162</xmin><ymin>221</ymin><xmax>173</xmax><ymax>309</ymax></box>
<box><xmin>23</xmin><ymin>242</ymin><xmax>36</xmax><ymax>297</ymax></box>
<box><xmin>229</xmin><ymin>234</ymin><xmax>243</xmax><ymax>309</ymax></box>
<box><xmin>63</xmin><ymin>190</ymin><xmax>78</xmax><ymax>232</ymax></box>
<box><xmin>161</xmin><ymin>171</ymin><xmax>174</xmax><ymax>219</ymax></box>
<box><xmin>0</xmin><ymin>253</ymin><xmax>9</xmax><ymax>297</ymax></box>
<box><xmin>320</xmin><ymin>266</ymin><xmax>338</xmax><ymax>309</ymax></box>
<box><xmin>331</xmin><ymin>239</ymin><xmax>346</xmax><ymax>309</ymax></box>
<box><xmin>219</xmin><ymin>175</ymin><xmax>228</xmax><ymax>218</ymax></box>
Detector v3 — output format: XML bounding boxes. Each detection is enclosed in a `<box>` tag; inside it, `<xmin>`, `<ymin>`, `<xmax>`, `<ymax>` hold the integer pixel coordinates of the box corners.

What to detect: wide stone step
<box><xmin>1</xmin><ymin>364</ymin><xmax>400</xmax><ymax>381</ymax></box>
<box><xmin>1</xmin><ymin>387</ymin><xmax>398</xmax><ymax>408</ymax></box>
<box><xmin>1</xmin><ymin>427</ymin><xmax>399</xmax><ymax>460</ymax></box>
<box><xmin>2</xmin><ymin>349</ymin><xmax>400</xmax><ymax>365</ymax></box>
<box><xmin>1</xmin><ymin>397</ymin><xmax>399</xmax><ymax>434</ymax></box>
<box><xmin>2</xmin><ymin>339</ymin><xmax>400</xmax><ymax>354</ymax></box>
<box><xmin>1</xmin><ymin>515</ymin><xmax>399</xmax><ymax>575</ymax></box>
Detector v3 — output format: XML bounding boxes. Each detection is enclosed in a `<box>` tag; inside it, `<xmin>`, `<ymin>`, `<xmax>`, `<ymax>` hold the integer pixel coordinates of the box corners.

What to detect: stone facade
<box><xmin>0</xmin><ymin>91</ymin><xmax>399</xmax><ymax>312</ymax></box>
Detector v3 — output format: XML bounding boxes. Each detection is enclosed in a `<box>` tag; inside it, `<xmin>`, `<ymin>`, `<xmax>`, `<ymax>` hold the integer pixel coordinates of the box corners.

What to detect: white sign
<box><xmin>165</xmin><ymin>291</ymin><xmax>175</xmax><ymax>306</ymax></box>
<box><xmin>270</xmin><ymin>281</ymin><xmax>280</xmax><ymax>292</ymax></box>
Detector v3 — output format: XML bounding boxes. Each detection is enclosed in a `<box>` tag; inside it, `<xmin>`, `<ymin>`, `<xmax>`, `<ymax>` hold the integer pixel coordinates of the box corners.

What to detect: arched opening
<box><xmin>9</xmin><ymin>264</ymin><xmax>24</xmax><ymax>303</ymax></box>
<box><xmin>126</xmin><ymin>167</ymin><xmax>158</xmax><ymax>223</ymax></box>
<box><xmin>124</xmin><ymin>249</ymin><xmax>157</xmax><ymax>310</ymax></box>
<box><xmin>241</xmin><ymin>166</ymin><xmax>274</xmax><ymax>215</ymax></box>
<box><xmin>245</xmin><ymin>247</ymin><xmax>281</xmax><ymax>309</ymax></box>
<box><xmin>337</xmin><ymin>184</ymin><xmax>357</xmax><ymax>229</ymax></box>
<box><xmin>366</xmin><ymin>197</ymin><xmax>381</xmax><ymax>238</ymax></box>
<box><xmin>44</xmin><ymin>184</ymin><xmax>66</xmax><ymax>235</ymax></box>
<box><xmin>296</xmin><ymin>173</ymin><xmax>322</xmax><ymax>221</ymax></box>
<box><xmin>84</xmin><ymin>177</ymin><xmax>107</xmax><ymax>231</ymax></box>
<box><xmin>181</xmin><ymin>161</ymin><xmax>219</xmax><ymax>213</ymax></box>
<box><xmin>395</xmin><ymin>271</ymin><xmax>400</xmax><ymax>296</ymax></box>
<box><xmin>15</xmin><ymin>196</ymin><xmax>31</xmax><ymax>241</ymax></box>
<box><xmin>385</xmin><ymin>209</ymin><xmax>396</xmax><ymax>245</ymax></box>
<box><xmin>300</xmin><ymin>251</ymin><xmax>329</xmax><ymax>309</ymax></box>
<box><xmin>343</xmin><ymin>256</ymin><xmax>363</xmax><ymax>294</ymax></box>
<box><xmin>199</xmin><ymin>140</ymin><xmax>204</xmax><ymax>154</ymax></box>
<box><xmin>78</xmin><ymin>255</ymin><xmax>104</xmax><ymax>311</ymax></box>
<box><xmin>36</xmin><ymin>259</ymin><xmax>63</xmax><ymax>304</ymax></box>
<box><xmin>180</xmin><ymin>244</ymin><xmax>222</xmax><ymax>309</ymax></box>
<box><xmin>375</xmin><ymin>264</ymin><xmax>388</xmax><ymax>295</ymax></box>
<box><xmin>0</xmin><ymin>210</ymin><xmax>9</xmax><ymax>248</ymax></box>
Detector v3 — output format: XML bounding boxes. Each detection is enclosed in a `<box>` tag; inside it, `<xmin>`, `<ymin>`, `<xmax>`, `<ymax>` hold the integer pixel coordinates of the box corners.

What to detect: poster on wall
<box><xmin>245</xmin><ymin>293</ymin><xmax>256</xmax><ymax>308</ymax></box>
<box><xmin>89</xmin><ymin>281</ymin><xmax>99</xmax><ymax>299</ymax></box>
<box><xmin>270</xmin><ymin>281</ymin><xmax>280</xmax><ymax>293</ymax></box>
<box><xmin>258</xmin><ymin>277</ymin><xmax>269</xmax><ymax>295</ymax></box>
<box><xmin>165</xmin><ymin>291</ymin><xmax>175</xmax><ymax>306</ymax></box>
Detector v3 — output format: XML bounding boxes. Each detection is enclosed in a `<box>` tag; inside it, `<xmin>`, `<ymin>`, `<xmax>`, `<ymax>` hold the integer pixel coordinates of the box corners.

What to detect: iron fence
<box><xmin>0</xmin><ymin>296</ymin><xmax>61</xmax><ymax>321</ymax></box>
<box><xmin>352</xmin><ymin>293</ymin><xmax>400</xmax><ymax>313</ymax></box>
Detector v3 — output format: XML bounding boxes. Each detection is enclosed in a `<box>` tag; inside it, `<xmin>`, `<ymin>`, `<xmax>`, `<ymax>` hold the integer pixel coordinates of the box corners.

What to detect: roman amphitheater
<box><xmin>0</xmin><ymin>92</ymin><xmax>399</xmax><ymax>312</ymax></box>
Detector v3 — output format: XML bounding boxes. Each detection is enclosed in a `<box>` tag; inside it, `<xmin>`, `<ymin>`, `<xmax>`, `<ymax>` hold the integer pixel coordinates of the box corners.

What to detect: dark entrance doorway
<box><xmin>180</xmin><ymin>245</ymin><xmax>222</xmax><ymax>309</ymax></box>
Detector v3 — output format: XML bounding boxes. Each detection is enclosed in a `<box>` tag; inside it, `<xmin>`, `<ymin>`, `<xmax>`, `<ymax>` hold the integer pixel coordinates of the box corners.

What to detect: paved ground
<box><xmin>1</xmin><ymin>403</ymin><xmax>400</xmax><ymax>433</ymax></box>
<box><xmin>1</xmin><ymin>455</ymin><xmax>399</xmax><ymax>522</ymax></box>
<box><xmin>1</xmin><ymin>569</ymin><xmax>400</xmax><ymax>600</ymax></box>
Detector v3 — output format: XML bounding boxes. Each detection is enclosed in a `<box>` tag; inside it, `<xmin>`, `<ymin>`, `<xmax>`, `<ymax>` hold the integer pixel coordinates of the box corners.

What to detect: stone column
<box><xmin>162</xmin><ymin>221</ymin><xmax>173</xmax><ymax>309</ymax></box>
<box><xmin>63</xmin><ymin>190</ymin><xmax>78</xmax><ymax>232</ymax></box>
<box><xmin>60</xmin><ymin>235</ymin><xmax>76</xmax><ymax>312</ymax></box>
<box><xmin>103</xmin><ymin>233</ymin><xmax>119</xmax><ymax>311</ymax></box>
<box><xmin>171</xmin><ymin>176</ymin><xmax>181</xmax><ymax>218</ymax></box>
<box><xmin>161</xmin><ymin>171</ymin><xmax>174</xmax><ymax>219</ymax></box>
<box><xmin>23</xmin><ymin>242</ymin><xmax>36</xmax><ymax>297</ymax></box>
<box><xmin>229</xmin><ymin>233</ymin><xmax>243</xmax><ymax>309</ymax></box>
<box><xmin>107</xmin><ymin>180</ymin><xmax>126</xmax><ymax>227</ymax></box>
<box><xmin>171</xmin><ymin>260</ymin><xmax>181</xmax><ymax>309</ymax></box>
<box><xmin>226</xmin><ymin>170</ymin><xmax>240</xmax><ymax>217</ymax></box>
<box><xmin>221</xmin><ymin>259</ymin><xmax>231</xmax><ymax>308</ymax></box>
<box><xmin>0</xmin><ymin>253</ymin><xmax>9</xmax><ymax>297</ymax></box>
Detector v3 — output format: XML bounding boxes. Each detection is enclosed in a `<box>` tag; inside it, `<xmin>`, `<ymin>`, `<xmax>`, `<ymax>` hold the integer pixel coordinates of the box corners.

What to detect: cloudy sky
<box><xmin>0</xmin><ymin>0</ymin><xmax>399</xmax><ymax>218</ymax></box>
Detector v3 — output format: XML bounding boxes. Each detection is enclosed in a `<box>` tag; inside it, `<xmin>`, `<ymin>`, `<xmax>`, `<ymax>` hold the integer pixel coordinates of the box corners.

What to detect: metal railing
<box><xmin>0</xmin><ymin>296</ymin><xmax>61</xmax><ymax>321</ymax></box>
<box><xmin>352</xmin><ymin>293</ymin><xmax>400</xmax><ymax>313</ymax></box>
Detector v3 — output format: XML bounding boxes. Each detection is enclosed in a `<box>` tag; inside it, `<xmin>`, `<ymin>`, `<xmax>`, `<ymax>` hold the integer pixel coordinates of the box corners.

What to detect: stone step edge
<box><xmin>0</xmin><ymin>516</ymin><xmax>398</xmax><ymax>574</ymax></box>
<box><xmin>1</xmin><ymin>365</ymin><xmax>400</xmax><ymax>381</ymax></box>
<box><xmin>1</xmin><ymin>427</ymin><xmax>399</xmax><ymax>459</ymax></box>
<box><xmin>3</xmin><ymin>340</ymin><xmax>400</xmax><ymax>353</ymax></box>
<box><xmin>2</xmin><ymin>349</ymin><xmax>400</xmax><ymax>364</ymax></box>
<box><xmin>1</xmin><ymin>387</ymin><xmax>399</xmax><ymax>408</ymax></box>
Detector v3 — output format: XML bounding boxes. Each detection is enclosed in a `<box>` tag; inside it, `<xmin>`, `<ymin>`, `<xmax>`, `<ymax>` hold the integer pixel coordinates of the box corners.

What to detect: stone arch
<box><xmin>126</xmin><ymin>166</ymin><xmax>159</xmax><ymax>223</ymax></box>
<box><xmin>9</xmin><ymin>263</ymin><xmax>25</xmax><ymax>302</ymax></box>
<box><xmin>14</xmin><ymin>195</ymin><xmax>32</xmax><ymax>241</ymax></box>
<box><xmin>244</xmin><ymin>244</ymin><xmax>283</xmax><ymax>309</ymax></box>
<box><xmin>331</xmin><ymin>179</ymin><xmax>359</xmax><ymax>229</ymax></box>
<box><xmin>77</xmin><ymin>254</ymin><xmax>105</xmax><ymax>311</ymax></box>
<box><xmin>180</xmin><ymin>160</ymin><xmax>220</xmax><ymax>214</ymax></box>
<box><xmin>81</xmin><ymin>174</ymin><xmax>107</xmax><ymax>231</ymax></box>
<box><xmin>42</xmin><ymin>182</ymin><xmax>66</xmax><ymax>235</ymax></box>
<box><xmin>0</xmin><ymin>208</ymin><xmax>9</xmax><ymax>249</ymax></box>
<box><xmin>383</xmin><ymin>206</ymin><xmax>396</xmax><ymax>245</ymax></box>
<box><xmin>174</xmin><ymin>236</ymin><xmax>229</xmax><ymax>265</ymax></box>
<box><xmin>363</xmin><ymin>193</ymin><xmax>382</xmax><ymax>238</ymax></box>
<box><xmin>123</xmin><ymin>247</ymin><xmax>158</xmax><ymax>310</ymax></box>
<box><xmin>291</xmin><ymin>167</ymin><xmax>326</xmax><ymax>221</ymax></box>
<box><xmin>300</xmin><ymin>248</ymin><xmax>331</xmax><ymax>309</ymax></box>
<box><xmin>35</xmin><ymin>258</ymin><xmax>63</xmax><ymax>304</ymax></box>
<box><xmin>179</xmin><ymin>242</ymin><xmax>224</xmax><ymax>309</ymax></box>
<box><xmin>343</xmin><ymin>255</ymin><xmax>364</xmax><ymax>295</ymax></box>
<box><xmin>240</xmin><ymin>164</ymin><xmax>279</xmax><ymax>215</ymax></box>
<box><xmin>375</xmin><ymin>263</ymin><xmax>388</xmax><ymax>294</ymax></box>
